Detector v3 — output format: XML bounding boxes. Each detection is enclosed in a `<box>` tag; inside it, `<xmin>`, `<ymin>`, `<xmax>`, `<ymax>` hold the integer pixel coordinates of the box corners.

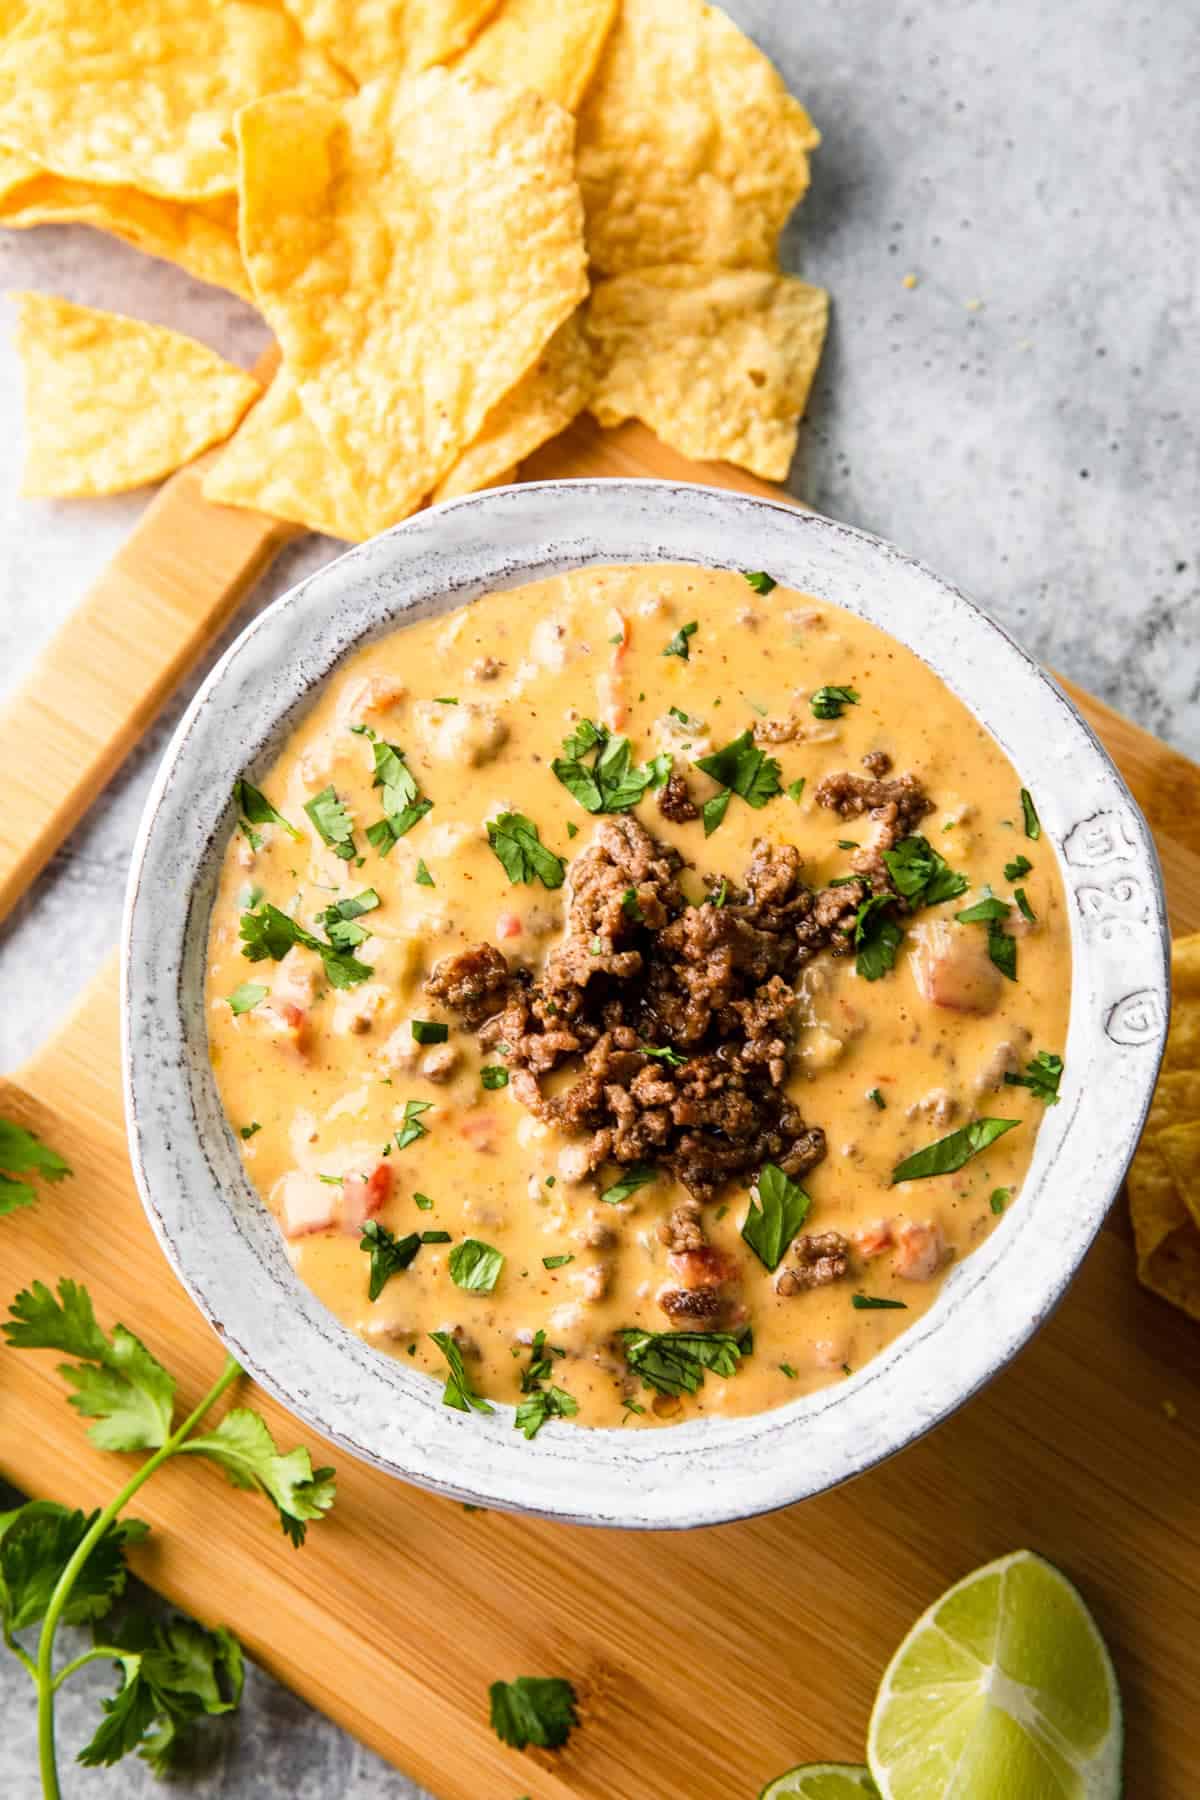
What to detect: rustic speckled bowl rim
<box><xmin>122</xmin><ymin>480</ymin><xmax>1169</xmax><ymax>1530</ymax></box>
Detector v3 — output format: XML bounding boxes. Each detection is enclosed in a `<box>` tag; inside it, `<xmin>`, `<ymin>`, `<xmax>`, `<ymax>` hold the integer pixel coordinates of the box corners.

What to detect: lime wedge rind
<box><xmin>867</xmin><ymin>1549</ymin><xmax>1123</xmax><ymax>1800</ymax></box>
<box><xmin>760</xmin><ymin>1764</ymin><xmax>879</xmax><ymax>1799</ymax></box>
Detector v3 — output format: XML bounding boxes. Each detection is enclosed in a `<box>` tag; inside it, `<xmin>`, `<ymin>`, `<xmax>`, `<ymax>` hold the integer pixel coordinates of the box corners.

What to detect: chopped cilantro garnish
<box><xmin>741</xmin><ymin>1164</ymin><xmax>812</xmax><ymax>1271</ymax></box>
<box><xmin>956</xmin><ymin>894</ymin><xmax>1017</xmax><ymax>981</ymax></box>
<box><xmin>742</xmin><ymin>570</ymin><xmax>777</xmax><ymax>595</ymax></box>
<box><xmin>318</xmin><ymin>888</ymin><xmax>381</xmax><ymax>950</ymax></box>
<box><xmin>1020</xmin><ymin>787</ymin><xmax>1041</xmax><ymax>839</ymax></box>
<box><xmin>433</xmin><ymin>696</ymin><xmax>458</xmax><ymax>705</ymax></box>
<box><xmin>892</xmin><ymin>1117</ymin><xmax>1020</xmax><ymax>1183</ymax></box>
<box><xmin>810</xmin><ymin>685</ymin><xmax>860</xmax><ymax>719</ymax></box>
<box><xmin>415</xmin><ymin>859</ymin><xmax>435</xmax><ymax>887</ymax></box>
<box><xmin>394</xmin><ymin>1100</ymin><xmax>433</xmax><ymax>1151</ymax></box>
<box><xmin>662</xmin><ymin>621</ymin><xmax>698</xmax><ymax>660</ymax></box>
<box><xmin>621</xmin><ymin>1325</ymin><xmax>751</xmax><ymax>1397</ymax></box>
<box><xmin>238</xmin><ymin>901</ymin><xmax>373</xmax><ymax>989</ymax></box>
<box><xmin>639</xmin><ymin>1043</ymin><xmax>688</xmax><ymax>1067</ymax></box>
<box><xmin>854</xmin><ymin>893</ymin><xmax>903</xmax><ymax>981</ymax></box>
<box><xmin>868</xmin><ymin>1088</ymin><xmax>886</xmax><ymax>1109</ymax></box>
<box><xmin>421</xmin><ymin>1229</ymin><xmax>451</xmax><ymax>1244</ymax></box>
<box><xmin>233</xmin><ymin>778</ymin><xmax>301</xmax><ymax>847</ymax></box>
<box><xmin>411</xmin><ymin>1020</ymin><xmax>448</xmax><ymax>1045</ymax></box>
<box><xmin>513</xmin><ymin>1329</ymin><xmax>578</xmax><ymax>1439</ymax></box>
<box><xmin>621</xmin><ymin>885</ymin><xmax>644</xmax><ymax>922</ymax></box>
<box><xmin>552</xmin><ymin>719</ymin><xmax>668</xmax><ymax>814</ymax></box>
<box><xmin>364</xmin><ymin>739</ymin><xmax>432</xmax><ymax>854</ymax></box>
<box><xmin>851</xmin><ymin>1294</ymin><xmax>908</xmax><ymax>1311</ymax></box>
<box><xmin>786</xmin><ymin>777</ymin><xmax>806</xmax><ymax>803</ymax></box>
<box><xmin>429</xmin><ymin>1331</ymin><xmax>493</xmax><ymax>1414</ymax></box>
<box><xmin>838</xmin><ymin>838</ymin><xmax>859</xmax><ymax>850</ymax></box>
<box><xmin>990</xmin><ymin>1188</ymin><xmax>1010</xmax><ymax>1214</ymax></box>
<box><xmin>883</xmin><ymin>835</ymin><xmax>968</xmax><ymax>907</ymax></box>
<box><xmin>701</xmin><ymin>788</ymin><xmax>732</xmax><ymax>836</ymax></box>
<box><xmin>448</xmin><ymin>1238</ymin><xmax>504</xmax><ymax>1294</ymax></box>
<box><xmin>956</xmin><ymin>895</ymin><xmax>1012</xmax><ymax>924</ymax></box>
<box><xmin>304</xmin><ymin>786</ymin><xmax>356</xmax><ymax>861</ymax></box>
<box><xmin>413</xmin><ymin>1192</ymin><xmax>434</xmax><ymax>1210</ymax></box>
<box><xmin>239</xmin><ymin>1122</ymin><xmax>261</xmax><ymax>1140</ymax></box>
<box><xmin>359</xmin><ymin>1221</ymin><xmax>421</xmax><ymax>1301</ymax></box>
<box><xmin>1014</xmin><ymin>886</ymin><xmax>1036</xmax><ymax>922</ymax></box>
<box><xmin>695</xmin><ymin>729</ymin><xmax>781</xmax><ymax>810</ymax></box>
<box><xmin>542</xmin><ymin>1254</ymin><xmax>574</xmax><ymax>1270</ymax></box>
<box><xmin>1004</xmin><ymin>1050</ymin><xmax>1063</xmax><ymax>1104</ymax></box>
<box><xmin>486</xmin><ymin>811</ymin><xmax>566</xmax><ymax>888</ymax></box>
<box><xmin>227</xmin><ymin>981</ymin><xmax>267</xmax><ymax>1016</ymax></box>
<box><xmin>481</xmin><ymin>1065</ymin><xmax>509</xmax><ymax>1090</ymax></box>
<box><xmin>489</xmin><ymin>1676</ymin><xmax>578</xmax><ymax>1749</ymax></box>
<box><xmin>600</xmin><ymin>1164</ymin><xmax>658</xmax><ymax>1205</ymax></box>
<box><xmin>1004</xmin><ymin>853</ymin><xmax>1033</xmax><ymax>882</ymax></box>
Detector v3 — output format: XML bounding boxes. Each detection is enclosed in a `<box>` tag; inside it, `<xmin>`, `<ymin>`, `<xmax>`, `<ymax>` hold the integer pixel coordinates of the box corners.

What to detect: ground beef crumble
<box><xmin>775</xmin><ymin>1231</ymin><xmax>851</xmax><ymax>1295</ymax></box>
<box><xmin>813</xmin><ymin>766</ymin><xmax>935</xmax><ymax>891</ymax></box>
<box><xmin>657</xmin><ymin>770</ymin><xmax>699</xmax><ymax>823</ymax></box>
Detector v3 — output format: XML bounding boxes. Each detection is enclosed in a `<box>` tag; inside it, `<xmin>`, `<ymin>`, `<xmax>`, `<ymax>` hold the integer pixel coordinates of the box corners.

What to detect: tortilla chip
<box><xmin>576</xmin><ymin>0</ymin><xmax>819</xmax><ymax>275</ymax></box>
<box><xmin>453</xmin><ymin>0</ymin><xmax>618</xmax><ymax>111</ymax></box>
<box><xmin>1164</xmin><ymin>933</ymin><xmax>1200</xmax><ymax>1071</ymax></box>
<box><xmin>282</xmin><ymin>0</ymin><xmax>501</xmax><ymax>85</ymax></box>
<box><xmin>1129</xmin><ymin>1070</ymin><xmax>1200</xmax><ymax>1318</ymax></box>
<box><xmin>587</xmin><ymin>266</ymin><xmax>828</xmax><ymax>481</ymax></box>
<box><xmin>0</xmin><ymin>0</ymin><xmax>347</xmax><ymax>201</ymax></box>
<box><xmin>0</xmin><ymin>148</ymin><xmax>250</xmax><ymax>300</ymax></box>
<box><xmin>434</xmin><ymin>313</ymin><xmax>592</xmax><ymax>502</ymax></box>
<box><xmin>203</xmin><ymin>372</ymin><xmax>368</xmax><ymax>542</ymax></box>
<box><xmin>1159</xmin><ymin>1122</ymin><xmax>1200</xmax><ymax>1231</ymax></box>
<box><xmin>237</xmin><ymin>70</ymin><xmax>587</xmax><ymax>535</ymax></box>
<box><xmin>13</xmin><ymin>293</ymin><xmax>260</xmax><ymax>498</ymax></box>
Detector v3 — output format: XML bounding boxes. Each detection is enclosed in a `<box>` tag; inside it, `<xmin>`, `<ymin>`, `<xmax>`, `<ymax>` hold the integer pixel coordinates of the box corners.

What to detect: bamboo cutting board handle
<box><xmin>0</xmin><ymin>356</ymin><xmax>297</xmax><ymax>928</ymax></box>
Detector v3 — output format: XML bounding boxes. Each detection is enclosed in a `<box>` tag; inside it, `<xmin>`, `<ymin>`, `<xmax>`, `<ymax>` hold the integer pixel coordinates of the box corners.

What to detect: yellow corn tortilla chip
<box><xmin>1159</xmin><ymin>1122</ymin><xmax>1200</xmax><ymax>1232</ymax></box>
<box><xmin>0</xmin><ymin>148</ymin><xmax>250</xmax><ymax>300</ymax></box>
<box><xmin>0</xmin><ymin>0</ymin><xmax>347</xmax><ymax>201</ymax></box>
<box><xmin>1164</xmin><ymin>932</ymin><xmax>1200</xmax><ymax>1071</ymax></box>
<box><xmin>576</xmin><ymin>0</ymin><xmax>820</xmax><ymax>275</ymax></box>
<box><xmin>434</xmin><ymin>313</ymin><xmax>592</xmax><ymax>502</ymax></box>
<box><xmin>13</xmin><ymin>293</ymin><xmax>260</xmax><ymax>498</ymax></box>
<box><xmin>237</xmin><ymin>70</ymin><xmax>587</xmax><ymax>535</ymax></box>
<box><xmin>587</xmin><ymin>266</ymin><xmax>828</xmax><ymax>481</ymax></box>
<box><xmin>282</xmin><ymin>0</ymin><xmax>500</xmax><ymax>85</ymax></box>
<box><xmin>203</xmin><ymin>372</ymin><xmax>368</xmax><ymax>542</ymax></box>
<box><xmin>1128</xmin><ymin>1070</ymin><xmax>1200</xmax><ymax>1318</ymax></box>
<box><xmin>453</xmin><ymin>0</ymin><xmax>618</xmax><ymax>111</ymax></box>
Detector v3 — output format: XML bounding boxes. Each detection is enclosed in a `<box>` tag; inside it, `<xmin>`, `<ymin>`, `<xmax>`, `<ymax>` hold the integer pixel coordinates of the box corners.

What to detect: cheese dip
<box><xmin>205</xmin><ymin>565</ymin><xmax>1070</xmax><ymax>1431</ymax></box>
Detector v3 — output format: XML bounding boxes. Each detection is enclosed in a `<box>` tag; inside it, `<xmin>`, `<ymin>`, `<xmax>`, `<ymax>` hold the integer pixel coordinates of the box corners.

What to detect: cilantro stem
<box><xmin>51</xmin><ymin>1645</ymin><xmax>125</xmax><ymax>1692</ymax></box>
<box><xmin>4</xmin><ymin>1618</ymin><xmax>35</xmax><ymax>1679</ymax></box>
<box><xmin>34</xmin><ymin>1354</ymin><xmax>242</xmax><ymax>1800</ymax></box>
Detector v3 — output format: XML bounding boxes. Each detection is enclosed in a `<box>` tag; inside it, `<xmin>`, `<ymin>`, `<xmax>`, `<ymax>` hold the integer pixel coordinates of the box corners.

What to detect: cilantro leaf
<box><xmin>987</xmin><ymin>926</ymin><xmax>1017</xmax><ymax>981</ymax></box>
<box><xmin>395</xmin><ymin>1099</ymin><xmax>433</xmax><ymax>1151</ymax></box>
<box><xmin>542</xmin><ymin>1254</ymin><xmax>573</xmax><ymax>1270</ymax></box>
<box><xmin>233</xmin><ymin>779</ymin><xmax>300</xmax><ymax>842</ymax></box>
<box><xmin>411</xmin><ymin>1020</ymin><xmax>449</xmax><ymax>1045</ymax></box>
<box><xmin>304</xmin><ymin>786</ymin><xmax>357</xmax><ymax>861</ymax></box>
<box><xmin>883</xmin><ymin>835</ymin><xmax>968</xmax><ymax>907</ymax></box>
<box><xmin>180</xmin><ymin>1410</ymin><xmax>336</xmax><ymax>1546</ymax></box>
<box><xmin>639</xmin><ymin>1043</ymin><xmax>688</xmax><ymax>1067</ymax></box>
<box><xmin>448</xmin><ymin>1238</ymin><xmax>505</xmax><ymax>1294</ymax></box>
<box><xmin>481</xmin><ymin>1065</ymin><xmax>509</xmax><ymax>1090</ymax></box>
<box><xmin>227</xmin><ymin>981</ymin><xmax>267</xmax><ymax>1016</ymax></box>
<box><xmin>359</xmin><ymin>1221</ymin><xmax>422</xmax><ymax>1301</ymax></box>
<box><xmin>786</xmin><ymin>777</ymin><xmax>806</xmax><ymax>803</ymax></box>
<box><xmin>1004</xmin><ymin>1050</ymin><xmax>1063</xmax><ymax>1104</ymax></box>
<box><xmin>810</xmin><ymin>685</ymin><xmax>860</xmax><ymax>719</ymax></box>
<box><xmin>77</xmin><ymin>1653</ymin><xmax>158</xmax><ymax>1768</ymax></box>
<box><xmin>854</xmin><ymin>893</ymin><xmax>903</xmax><ymax>981</ymax></box>
<box><xmin>79</xmin><ymin>1614</ymin><xmax>244</xmax><ymax>1772</ymax></box>
<box><xmin>742</xmin><ymin>570</ymin><xmax>777</xmax><ymax>595</ymax></box>
<box><xmin>1004</xmin><ymin>853</ymin><xmax>1033</xmax><ymax>882</ymax></box>
<box><xmin>956</xmin><ymin>895</ymin><xmax>1012</xmax><ymax>924</ymax></box>
<box><xmin>990</xmin><ymin>1187</ymin><xmax>1010</xmax><ymax>1214</ymax></box>
<box><xmin>741</xmin><ymin>1163</ymin><xmax>812</xmax><ymax>1271</ymax></box>
<box><xmin>4</xmin><ymin>1279</ymin><xmax>176</xmax><ymax>1451</ymax></box>
<box><xmin>0</xmin><ymin>1502</ymin><xmax>148</xmax><ymax>1632</ymax></box>
<box><xmin>1020</xmin><ymin>787</ymin><xmax>1041</xmax><ymax>839</ymax></box>
<box><xmin>662</xmin><ymin>621</ymin><xmax>698</xmax><ymax>660</ymax></box>
<box><xmin>365</xmin><ymin>739</ymin><xmax>433</xmax><ymax>852</ymax></box>
<box><xmin>552</xmin><ymin>719</ymin><xmax>665</xmax><ymax>815</ymax></box>
<box><xmin>415</xmin><ymin>859</ymin><xmax>435</xmax><ymax>887</ymax></box>
<box><xmin>429</xmin><ymin>1330</ymin><xmax>494</xmax><ymax>1414</ymax></box>
<box><xmin>621</xmin><ymin>1327</ymin><xmax>751</xmax><ymax>1397</ymax></box>
<box><xmin>851</xmin><ymin>1294</ymin><xmax>908</xmax><ymax>1311</ymax></box>
<box><xmin>701</xmin><ymin>788</ymin><xmax>732</xmax><ymax>835</ymax></box>
<box><xmin>1014</xmin><ymin>886</ymin><xmax>1036</xmax><ymax>923</ymax></box>
<box><xmin>892</xmin><ymin>1117</ymin><xmax>1020</xmax><ymax>1183</ymax></box>
<box><xmin>514</xmin><ymin>1387</ymin><xmax>579</xmax><ymax>1439</ymax></box>
<box><xmin>600</xmin><ymin>1164</ymin><xmax>658</xmax><ymax>1205</ymax></box>
<box><xmin>695</xmin><ymin>730</ymin><xmax>782</xmax><ymax>809</ymax></box>
<box><xmin>489</xmin><ymin>1675</ymin><xmax>579</xmax><ymax>1750</ymax></box>
<box><xmin>238</xmin><ymin>901</ymin><xmax>373</xmax><ymax>990</ymax></box>
<box><xmin>0</xmin><ymin>1118</ymin><xmax>71</xmax><ymax>1217</ymax></box>
<box><xmin>486</xmin><ymin>812</ymin><xmax>566</xmax><ymax>888</ymax></box>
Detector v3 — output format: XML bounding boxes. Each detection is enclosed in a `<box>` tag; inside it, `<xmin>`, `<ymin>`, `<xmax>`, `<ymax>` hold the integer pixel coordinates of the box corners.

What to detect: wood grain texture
<box><xmin>0</xmin><ymin>353</ymin><xmax>296</xmax><ymax>927</ymax></box>
<box><xmin>1</xmin><ymin>415</ymin><xmax>1198</xmax><ymax>1796</ymax></box>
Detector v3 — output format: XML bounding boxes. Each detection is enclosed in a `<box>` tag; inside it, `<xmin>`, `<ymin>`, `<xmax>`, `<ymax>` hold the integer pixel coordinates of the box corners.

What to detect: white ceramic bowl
<box><xmin>122</xmin><ymin>481</ymin><xmax>1169</xmax><ymax>1529</ymax></box>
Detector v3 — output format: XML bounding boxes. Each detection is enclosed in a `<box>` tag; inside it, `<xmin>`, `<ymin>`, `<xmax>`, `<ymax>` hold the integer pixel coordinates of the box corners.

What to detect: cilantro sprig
<box><xmin>621</xmin><ymin>1326</ymin><xmax>752</xmax><ymax>1397</ymax></box>
<box><xmin>514</xmin><ymin>1329</ymin><xmax>578</xmax><ymax>1440</ymax></box>
<box><xmin>695</xmin><ymin>729</ymin><xmax>782</xmax><ymax>833</ymax></box>
<box><xmin>0</xmin><ymin>1119</ymin><xmax>71</xmax><ymax>1218</ymax></box>
<box><xmin>486</xmin><ymin>811</ymin><xmax>566</xmax><ymax>889</ymax></box>
<box><xmin>741</xmin><ymin>1164</ymin><xmax>812</xmax><ymax>1271</ymax></box>
<box><xmin>811</xmin><ymin>685</ymin><xmax>859</xmax><ymax>719</ymax></box>
<box><xmin>552</xmin><ymin>719</ymin><xmax>670</xmax><ymax>815</ymax></box>
<box><xmin>233</xmin><ymin>779</ymin><xmax>300</xmax><ymax>850</ymax></box>
<box><xmin>1004</xmin><ymin>1050</ymin><xmax>1063</xmax><ymax>1104</ymax></box>
<box><xmin>304</xmin><ymin>786</ymin><xmax>357</xmax><ymax>861</ymax></box>
<box><xmin>489</xmin><ymin>1674</ymin><xmax>579</xmax><ymax>1749</ymax></box>
<box><xmin>1</xmin><ymin>1278</ymin><xmax>334</xmax><ymax>1792</ymax></box>
<box><xmin>883</xmin><ymin>836</ymin><xmax>968</xmax><ymax>907</ymax></box>
<box><xmin>362</xmin><ymin>737</ymin><xmax>433</xmax><ymax>854</ymax></box>
<box><xmin>238</xmin><ymin>899</ymin><xmax>373</xmax><ymax>990</ymax></box>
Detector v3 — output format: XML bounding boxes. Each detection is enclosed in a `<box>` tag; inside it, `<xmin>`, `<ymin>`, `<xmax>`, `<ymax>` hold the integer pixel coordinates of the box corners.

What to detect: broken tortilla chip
<box><xmin>1158</xmin><ymin>1121</ymin><xmax>1200</xmax><ymax>1232</ymax></box>
<box><xmin>1163</xmin><ymin>932</ymin><xmax>1200</xmax><ymax>1072</ymax></box>
<box><xmin>0</xmin><ymin>0</ymin><xmax>347</xmax><ymax>201</ymax></box>
<box><xmin>587</xmin><ymin>266</ymin><xmax>828</xmax><ymax>481</ymax></box>
<box><xmin>0</xmin><ymin>147</ymin><xmax>250</xmax><ymax>300</ymax></box>
<box><xmin>1129</xmin><ymin>1067</ymin><xmax>1200</xmax><ymax>1319</ymax></box>
<box><xmin>203</xmin><ymin>372</ymin><xmax>368</xmax><ymax>542</ymax></box>
<box><xmin>434</xmin><ymin>312</ymin><xmax>592</xmax><ymax>502</ymax></box>
<box><xmin>576</xmin><ymin>0</ymin><xmax>819</xmax><ymax>274</ymax></box>
<box><xmin>282</xmin><ymin>0</ymin><xmax>501</xmax><ymax>86</ymax></box>
<box><xmin>237</xmin><ymin>69</ymin><xmax>587</xmax><ymax>536</ymax></box>
<box><xmin>453</xmin><ymin>0</ymin><xmax>618</xmax><ymax>111</ymax></box>
<box><xmin>13</xmin><ymin>293</ymin><xmax>260</xmax><ymax>498</ymax></box>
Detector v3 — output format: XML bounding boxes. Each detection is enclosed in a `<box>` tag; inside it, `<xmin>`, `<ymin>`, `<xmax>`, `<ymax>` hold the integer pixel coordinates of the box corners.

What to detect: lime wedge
<box><xmin>868</xmin><ymin>1550</ymin><xmax>1122</xmax><ymax>1799</ymax></box>
<box><xmin>761</xmin><ymin>1766</ymin><xmax>879</xmax><ymax>1799</ymax></box>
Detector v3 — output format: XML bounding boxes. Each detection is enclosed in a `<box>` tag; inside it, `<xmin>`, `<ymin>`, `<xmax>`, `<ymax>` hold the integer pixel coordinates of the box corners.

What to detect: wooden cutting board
<box><xmin>1</xmin><ymin>417</ymin><xmax>1199</xmax><ymax>1799</ymax></box>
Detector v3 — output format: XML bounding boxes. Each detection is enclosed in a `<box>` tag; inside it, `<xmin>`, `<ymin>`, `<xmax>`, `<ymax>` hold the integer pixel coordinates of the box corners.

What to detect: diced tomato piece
<box><xmin>342</xmin><ymin>1161</ymin><xmax>392</xmax><ymax>1231</ymax></box>
<box><xmin>855</xmin><ymin>1219</ymin><xmax>894</xmax><ymax>1260</ymax></box>
<box><xmin>496</xmin><ymin>910</ymin><xmax>524</xmax><ymax>940</ymax></box>
<box><xmin>459</xmin><ymin>1111</ymin><xmax>497</xmax><ymax>1153</ymax></box>
<box><xmin>259</xmin><ymin>997</ymin><xmax>309</xmax><ymax>1062</ymax></box>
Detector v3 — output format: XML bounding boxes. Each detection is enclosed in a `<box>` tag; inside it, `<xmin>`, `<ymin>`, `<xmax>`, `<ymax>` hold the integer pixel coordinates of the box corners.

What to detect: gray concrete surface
<box><xmin>0</xmin><ymin>0</ymin><xmax>1196</xmax><ymax>1793</ymax></box>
